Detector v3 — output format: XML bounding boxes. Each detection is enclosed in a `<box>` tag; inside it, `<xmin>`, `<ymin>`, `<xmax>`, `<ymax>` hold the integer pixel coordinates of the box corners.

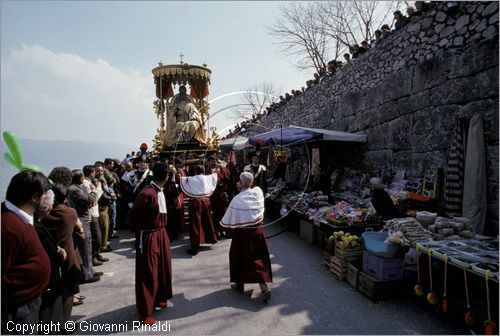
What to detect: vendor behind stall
<box><xmin>370</xmin><ymin>177</ymin><xmax>398</xmax><ymax>220</ymax></box>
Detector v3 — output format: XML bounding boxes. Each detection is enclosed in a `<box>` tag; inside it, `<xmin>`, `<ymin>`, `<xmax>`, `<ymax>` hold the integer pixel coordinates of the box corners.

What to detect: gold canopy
<box><xmin>152</xmin><ymin>63</ymin><xmax>211</xmax><ymax>85</ymax></box>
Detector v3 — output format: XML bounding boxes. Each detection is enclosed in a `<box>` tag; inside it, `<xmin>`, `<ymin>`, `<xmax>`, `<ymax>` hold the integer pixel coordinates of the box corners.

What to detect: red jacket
<box><xmin>2</xmin><ymin>203</ymin><xmax>51</xmax><ymax>309</ymax></box>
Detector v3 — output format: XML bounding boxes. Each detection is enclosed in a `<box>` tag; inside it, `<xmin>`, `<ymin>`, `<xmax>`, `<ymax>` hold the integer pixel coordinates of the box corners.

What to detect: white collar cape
<box><xmin>220</xmin><ymin>187</ymin><xmax>264</xmax><ymax>227</ymax></box>
<box><xmin>180</xmin><ymin>173</ymin><xmax>217</xmax><ymax>198</ymax></box>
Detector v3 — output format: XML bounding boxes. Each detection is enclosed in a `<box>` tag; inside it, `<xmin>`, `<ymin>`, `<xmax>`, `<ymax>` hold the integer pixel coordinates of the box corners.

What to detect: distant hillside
<box><xmin>1</xmin><ymin>138</ymin><xmax>133</xmax><ymax>198</ymax></box>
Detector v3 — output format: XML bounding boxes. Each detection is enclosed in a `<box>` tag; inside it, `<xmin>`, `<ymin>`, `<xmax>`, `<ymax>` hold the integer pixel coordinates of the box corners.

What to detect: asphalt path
<box><xmin>71</xmin><ymin>223</ymin><xmax>466</xmax><ymax>335</ymax></box>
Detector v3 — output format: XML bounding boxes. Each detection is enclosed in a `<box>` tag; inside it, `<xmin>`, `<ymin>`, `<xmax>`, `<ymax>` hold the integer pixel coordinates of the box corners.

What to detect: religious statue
<box><xmin>165</xmin><ymin>85</ymin><xmax>207</xmax><ymax>146</ymax></box>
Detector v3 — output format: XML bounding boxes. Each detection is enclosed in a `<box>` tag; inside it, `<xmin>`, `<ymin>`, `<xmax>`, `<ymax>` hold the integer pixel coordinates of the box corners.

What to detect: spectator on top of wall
<box><xmin>313</xmin><ymin>73</ymin><xmax>321</xmax><ymax>84</ymax></box>
<box><xmin>351</xmin><ymin>44</ymin><xmax>361</xmax><ymax>59</ymax></box>
<box><xmin>407</xmin><ymin>6</ymin><xmax>418</xmax><ymax>21</ymax></box>
<box><xmin>327</xmin><ymin>60</ymin><xmax>337</xmax><ymax>74</ymax></box>
<box><xmin>393</xmin><ymin>10</ymin><xmax>409</xmax><ymax>31</ymax></box>
<box><xmin>361</xmin><ymin>40</ymin><xmax>371</xmax><ymax>49</ymax></box>
<box><xmin>414</xmin><ymin>1</ymin><xmax>431</xmax><ymax>15</ymax></box>
<box><xmin>380</xmin><ymin>24</ymin><xmax>391</xmax><ymax>37</ymax></box>
<box><xmin>343</xmin><ymin>53</ymin><xmax>351</xmax><ymax>63</ymax></box>
<box><xmin>371</xmin><ymin>30</ymin><xmax>382</xmax><ymax>45</ymax></box>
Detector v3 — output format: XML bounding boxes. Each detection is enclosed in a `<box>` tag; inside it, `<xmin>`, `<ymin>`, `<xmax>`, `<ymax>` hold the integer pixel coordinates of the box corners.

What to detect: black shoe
<box><xmin>109</xmin><ymin>231</ymin><xmax>119</xmax><ymax>239</ymax></box>
<box><xmin>231</xmin><ymin>283</ymin><xmax>244</xmax><ymax>293</ymax></box>
<box><xmin>261</xmin><ymin>289</ymin><xmax>271</xmax><ymax>302</ymax></box>
<box><xmin>92</xmin><ymin>258</ymin><xmax>103</xmax><ymax>266</ymax></box>
<box><xmin>186</xmin><ymin>248</ymin><xmax>199</xmax><ymax>255</ymax></box>
<box><xmin>96</xmin><ymin>254</ymin><xmax>109</xmax><ymax>262</ymax></box>
<box><xmin>101</xmin><ymin>245</ymin><xmax>113</xmax><ymax>253</ymax></box>
<box><xmin>73</xmin><ymin>300</ymin><xmax>83</xmax><ymax>307</ymax></box>
<box><xmin>94</xmin><ymin>271</ymin><xmax>104</xmax><ymax>277</ymax></box>
<box><xmin>81</xmin><ymin>276</ymin><xmax>101</xmax><ymax>284</ymax></box>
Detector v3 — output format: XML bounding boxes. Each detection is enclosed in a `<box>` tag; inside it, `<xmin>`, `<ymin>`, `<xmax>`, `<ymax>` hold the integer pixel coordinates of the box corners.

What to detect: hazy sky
<box><xmin>1</xmin><ymin>1</ymin><xmax>312</xmax><ymax>149</ymax></box>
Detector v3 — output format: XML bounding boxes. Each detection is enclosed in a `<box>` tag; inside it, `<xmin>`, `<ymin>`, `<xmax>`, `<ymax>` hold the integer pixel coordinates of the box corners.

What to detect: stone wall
<box><xmin>258</xmin><ymin>2</ymin><xmax>499</xmax><ymax>235</ymax></box>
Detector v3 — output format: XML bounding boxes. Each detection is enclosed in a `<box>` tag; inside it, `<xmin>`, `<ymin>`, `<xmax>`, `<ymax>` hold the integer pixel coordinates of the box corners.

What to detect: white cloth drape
<box><xmin>462</xmin><ymin>113</ymin><xmax>487</xmax><ymax>234</ymax></box>
<box><xmin>220</xmin><ymin>187</ymin><xmax>265</xmax><ymax>227</ymax></box>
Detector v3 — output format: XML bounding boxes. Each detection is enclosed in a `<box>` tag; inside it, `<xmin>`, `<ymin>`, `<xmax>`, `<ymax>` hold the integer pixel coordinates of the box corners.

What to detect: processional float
<box><xmin>151</xmin><ymin>55</ymin><xmax>219</xmax><ymax>164</ymax></box>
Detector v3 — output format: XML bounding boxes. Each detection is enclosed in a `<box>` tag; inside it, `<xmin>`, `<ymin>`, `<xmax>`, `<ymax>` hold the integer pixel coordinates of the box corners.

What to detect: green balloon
<box><xmin>21</xmin><ymin>163</ymin><xmax>42</xmax><ymax>172</ymax></box>
<box><xmin>4</xmin><ymin>152</ymin><xmax>20</xmax><ymax>169</ymax></box>
<box><xmin>2</xmin><ymin>131</ymin><xmax>24</xmax><ymax>165</ymax></box>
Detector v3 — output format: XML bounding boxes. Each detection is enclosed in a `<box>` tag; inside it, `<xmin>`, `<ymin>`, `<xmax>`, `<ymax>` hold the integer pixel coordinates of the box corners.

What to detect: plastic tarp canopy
<box><xmin>218</xmin><ymin>136</ymin><xmax>250</xmax><ymax>150</ymax></box>
<box><xmin>248</xmin><ymin>125</ymin><xmax>367</xmax><ymax>147</ymax></box>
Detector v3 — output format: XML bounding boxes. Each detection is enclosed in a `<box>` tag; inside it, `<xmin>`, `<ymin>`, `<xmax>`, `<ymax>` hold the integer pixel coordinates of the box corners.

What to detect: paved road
<box><xmin>72</xmin><ymin>223</ymin><xmax>466</xmax><ymax>335</ymax></box>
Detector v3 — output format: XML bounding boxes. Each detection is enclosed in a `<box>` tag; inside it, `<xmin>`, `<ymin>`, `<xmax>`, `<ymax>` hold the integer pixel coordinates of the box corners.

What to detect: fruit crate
<box><xmin>335</xmin><ymin>241</ymin><xmax>364</xmax><ymax>262</ymax></box>
<box><xmin>346</xmin><ymin>262</ymin><xmax>361</xmax><ymax>289</ymax></box>
<box><xmin>357</xmin><ymin>271</ymin><xmax>403</xmax><ymax>302</ymax></box>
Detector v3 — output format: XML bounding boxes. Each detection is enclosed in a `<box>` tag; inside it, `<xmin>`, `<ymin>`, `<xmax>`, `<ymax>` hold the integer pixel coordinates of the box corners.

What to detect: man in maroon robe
<box><xmin>128</xmin><ymin>162</ymin><xmax>172</xmax><ymax>325</ymax></box>
<box><xmin>220</xmin><ymin>172</ymin><xmax>272</xmax><ymax>302</ymax></box>
<box><xmin>180</xmin><ymin>165</ymin><xmax>218</xmax><ymax>255</ymax></box>
<box><xmin>164</xmin><ymin>158</ymin><xmax>186</xmax><ymax>241</ymax></box>
<box><xmin>206</xmin><ymin>155</ymin><xmax>231</xmax><ymax>239</ymax></box>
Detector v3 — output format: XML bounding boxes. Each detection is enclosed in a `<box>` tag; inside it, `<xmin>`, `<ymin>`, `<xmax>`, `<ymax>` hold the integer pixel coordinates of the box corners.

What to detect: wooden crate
<box><xmin>335</xmin><ymin>242</ymin><xmax>364</xmax><ymax>262</ymax></box>
<box><xmin>346</xmin><ymin>262</ymin><xmax>361</xmax><ymax>289</ymax></box>
<box><xmin>323</xmin><ymin>251</ymin><xmax>333</xmax><ymax>267</ymax></box>
<box><xmin>329</xmin><ymin>255</ymin><xmax>347</xmax><ymax>280</ymax></box>
<box><xmin>357</xmin><ymin>271</ymin><xmax>403</xmax><ymax>302</ymax></box>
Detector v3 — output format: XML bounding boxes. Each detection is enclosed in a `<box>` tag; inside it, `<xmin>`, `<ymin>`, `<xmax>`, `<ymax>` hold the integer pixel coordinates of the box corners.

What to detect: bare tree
<box><xmin>268</xmin><ymin>2</ymin><xmax>330</xmax><ymax>73</ymax></box>
<box><xmin>233</xmin><ymin>82</ymin><xmax>279</xmax><ymax>120</ymax></box>
<box><xmin>269</xmin><ymin>1</ymin><xmax>403</xmax><ymax>71</ymax></box>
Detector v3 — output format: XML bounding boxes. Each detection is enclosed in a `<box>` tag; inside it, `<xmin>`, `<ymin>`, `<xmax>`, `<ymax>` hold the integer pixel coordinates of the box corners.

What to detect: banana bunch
<box><xmin>329</xmin><ymin>231</ymin><xmax>362</xmax><ymax>248</ymax></box>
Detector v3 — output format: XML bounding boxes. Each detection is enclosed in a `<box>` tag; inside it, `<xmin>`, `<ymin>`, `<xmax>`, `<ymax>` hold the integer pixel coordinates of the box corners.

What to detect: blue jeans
<box><xmin>108</xmin><ymin>202</ymin><xmax>117</xmax><ymax>235</ymax></box>
<box><xmin>2</xmin><ymin>295</ymin><xmax>41</xmax><ymax>334</ymax></box>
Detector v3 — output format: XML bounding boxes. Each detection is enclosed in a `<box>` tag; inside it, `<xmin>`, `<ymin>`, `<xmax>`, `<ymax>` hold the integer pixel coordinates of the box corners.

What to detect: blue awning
<box><xmin>248</xmin><ymin>125</ymin><xmax>366</xmax><ymax>147</ymax></box>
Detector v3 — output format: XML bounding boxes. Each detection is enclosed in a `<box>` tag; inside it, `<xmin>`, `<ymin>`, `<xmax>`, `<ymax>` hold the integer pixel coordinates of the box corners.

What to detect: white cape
<box><xmin>180</xmin><ymin>173</ymin><xmax>217</xmax><ymax>198</ymax></box>
<box><xmin>220</xmin><ymin>187</ymin><xmax>264</xmax><ymax>227</ymax></box>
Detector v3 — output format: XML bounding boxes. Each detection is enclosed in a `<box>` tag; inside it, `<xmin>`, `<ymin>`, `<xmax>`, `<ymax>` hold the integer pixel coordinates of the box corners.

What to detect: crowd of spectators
<box><xmin>1</xmin><ymin>148</ymin><xmax>164</xmax><ymax>332</ymax></box>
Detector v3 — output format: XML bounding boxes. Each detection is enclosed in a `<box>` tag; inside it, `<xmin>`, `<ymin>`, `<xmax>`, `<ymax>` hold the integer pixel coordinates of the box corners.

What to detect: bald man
<box><xmin>220</xmin><ymin>172</ymin><xmax>272</xmax><ymax>302</ymax></box>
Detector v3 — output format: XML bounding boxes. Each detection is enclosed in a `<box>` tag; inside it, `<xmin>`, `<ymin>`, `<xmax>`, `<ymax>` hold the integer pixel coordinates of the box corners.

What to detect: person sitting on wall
<box><xmin>393</xmin><ymin>10</ymin><xmax>409</xmax><ymax>31</ymax></box>
<box><xmin>369</xmin><ymin>177</ymin><xmax>399</xmax><ymax>220</ymax></box>
<box><xmin>414</xmin><ymin>1</ymin><xmax>431</xmax><ymax>15</ymax></box>
<box><xmin>407</xmin><ymin>6</ymin><xmax>418</xmax><ymax>21</ymax></box>
<box><xmin>371</xmin><ymin>30</ymin><xmax>382</xmax><ymax>46</ymax></box>
<box><xmin>361</xmin><ymin>40</ymin><xmax>371</xmax><ymax>50</ymax></box>
<box><xmin>380</xmin><ymin>24</ymin><xmax>392</xmax><ymax>36</ymax></box>
<box><xmin>343</xmin><ymin>53</ymin><xmax>351</xmax><ymax>63</ymax></box>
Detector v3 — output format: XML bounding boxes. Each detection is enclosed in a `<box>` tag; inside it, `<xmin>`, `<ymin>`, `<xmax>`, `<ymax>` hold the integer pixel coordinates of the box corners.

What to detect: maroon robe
<box><xmin>209</xmin><ymin>166</ymin><xmax>231</xmax><ymax>235</ymax></box>
<box><xmin>189</xmin><ymin>197</ymin><xmax>217</xmax><ymax>247</ymax></box>
<box><xmin>228</xmin><ymin>223</ymin><xmax>272</xmax><ymax>284</ymax></box>
<box><xmin>165</xmin><ymin>169</ymin><xmax>186</xmax><ymax>240</ymax></box>
<box><xmin>128</xmin><ymin>184</ymin><xmax>172</xmax><ymax>318</ymax></box>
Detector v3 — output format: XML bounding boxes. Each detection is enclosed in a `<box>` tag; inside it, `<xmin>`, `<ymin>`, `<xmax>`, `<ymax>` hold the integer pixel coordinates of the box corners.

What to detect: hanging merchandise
<box><xmin>414</xmin><ymin>245</ymin><xmax>425</xmax><ymax>296</ymax></box>
<box><xmin>311</xmin><ymin>148</ymin><xmax>320</xmax><ymax>175</ymax></box>
<box><xmin>484</xmin><ymin>270</ymin><xmax>497</xmax><ymax>335</ymax></box>
<box><xmin>442</xmin><ymin>254</ymin><xmax>449</xmax><ymax>313</ymax></box>
<box><xmin>426</xmin><ymin>249</ymin><xmax>438</xmax><ymax>305</ymax></box>
<box><xmin>463</xmin><ymin>264</ymin><xmax>475</xmax><ymax>327</ymax></box>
